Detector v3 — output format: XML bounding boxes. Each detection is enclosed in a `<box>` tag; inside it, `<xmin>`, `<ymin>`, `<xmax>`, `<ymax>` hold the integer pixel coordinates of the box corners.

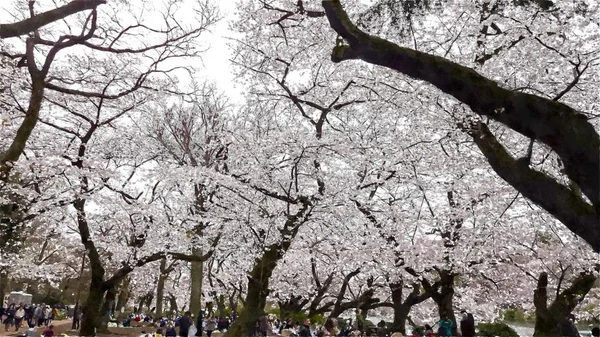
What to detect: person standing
<box><xmin>195</xmin><ymin>309</ymin><xmax>203</xmax><ymax>336</ymax></box>
<box><xmin>437</xmin><ymin>315</ymin><xmax>454</xmax><ymax>337</ymax></box>
<box><xmin>4</xmin><ymin>303</ymin><xmax>16</xmax><ymax>332</ymax></box>
<box><xmin>15</xmin><ymin>305</ymin><xmax>25</xmax><ymax>331</ymax></box>
<box><xmin>298</xmin><ymin>319</ymin><xmax>311</xmax><ymax>337</ymax></box>
<box><xmin>460</xmin><ymin>310</ymin><xmax>475</xmax><ymax>337</ymax></box>
<box><xmin>179</xmin><ymin>311</ymin><xmax>193</xmax><ymax>337</ymax></box>
<box><xmin>205</xmin><ymin>312</ymin><xmax>217</xmax><ymax>337</ymax></box>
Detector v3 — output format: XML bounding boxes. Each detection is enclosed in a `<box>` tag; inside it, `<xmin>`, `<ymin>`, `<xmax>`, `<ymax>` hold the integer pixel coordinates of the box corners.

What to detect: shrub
<box><xmin>477</xmin><ymin>322</ymin><xmax>520</xmax><ymax>337</ymax></box>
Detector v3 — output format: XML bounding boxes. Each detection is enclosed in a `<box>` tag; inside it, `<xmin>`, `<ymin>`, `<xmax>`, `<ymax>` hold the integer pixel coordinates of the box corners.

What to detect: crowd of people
<box><xmin>0</xmin><ymin>303</ymin><xmax>60</xmax><ymax>332</ymax></box>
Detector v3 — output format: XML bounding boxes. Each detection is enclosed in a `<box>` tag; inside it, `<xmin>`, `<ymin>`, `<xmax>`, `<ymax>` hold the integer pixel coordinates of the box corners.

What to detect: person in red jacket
<box><xmin>42</xmin><ymin>324</ymin><xmax>55</xmax><ymax>337</ymax></box>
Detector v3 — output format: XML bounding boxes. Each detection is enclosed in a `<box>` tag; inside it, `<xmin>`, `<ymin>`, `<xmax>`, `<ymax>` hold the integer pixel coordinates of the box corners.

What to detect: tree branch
<box><xmin>0</xmin><ymin>0</ymin><xmax>106</xmax><ymax>39</ymax></box>
<box><xmin>320</xmin><ymin>0</ymin><xmax>600</xmax><ymax>248</ymax></box>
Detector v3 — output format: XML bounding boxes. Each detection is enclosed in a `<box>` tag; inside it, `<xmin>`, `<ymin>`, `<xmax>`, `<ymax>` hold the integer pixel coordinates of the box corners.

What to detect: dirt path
<box><xmin>0</xmin><ymin>319</ymin><xmax>149</xmax><ymax>337</ymax></box>
<box><xmin>0</xmin><ymin>319</ymin><xmax>72</xmax><ymax>337</ymax></box>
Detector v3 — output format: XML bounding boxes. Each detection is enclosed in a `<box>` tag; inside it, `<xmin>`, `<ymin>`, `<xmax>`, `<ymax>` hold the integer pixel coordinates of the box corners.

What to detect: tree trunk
<box><xmin>228</xmin><ymin>291</ymin><xmax>239</xmax><ymax>319</ymax></box>
<box><xmin>430</xmin><ymin>271</ymin><xmax>457</xmax><ymax>336</ymax></box>
<box><xmin>0</xmin><ymin>270</ymin><xmax>8</xmax><ymax>304</ymax></box>
<box><xmin>144</xmin><ymin>292</ymin><xmax>154</xmax><ymax>311</ymax></box>
<box><xmin>225</xmin><ymin>245</ymin><xmax>282</xmax><ymax>337</ymax></box>
<box><xmin>389</xmin><ymin>282</ymin><xmax>408</xmax><ymax>334</ymax></box>
<box><xmin>168</xmin><ymin>293</ymin><xmax>178</xmax><ymax>314</ymax></box>
<box><xmin>189</xmin><ymin>246</ymin><xmax>204</xmax><ymax>316</ymax></box>
<box><xmin>71</xmin><ymin>255</ymin><xmax>87</xmax><ymax>330</ymax></box>
<box><xmin>156</xmin><ymin>258</ymin><xmax>167</xmax><ymax>319</ymax></box>
<box><xmin>278</xmin><ymin>296</ymin><xmax>307</xmax><ymax>321</ymax></box>
<box><xmin>533</xmin><ymin>271</ymin><xmax>598</xmax><ymax>337</ymax></box>
<box><xmin>80</xmin><ymin>280</ymin><xmax>105</xmax><ymax>336</ymax></box>
<box><xmin>98</xmin><ymin>285</ymin><xmax>117</xmax><ymax>333</ymax></box>
<box><xmin>216</xmin><ymin>294</ymin><xmax>226</xmax><ymax>317</ymax></box>
<box><xmin>115</xmin><ymin>277</ymin><xmax>130</xmax><ymax>314</ymax></box>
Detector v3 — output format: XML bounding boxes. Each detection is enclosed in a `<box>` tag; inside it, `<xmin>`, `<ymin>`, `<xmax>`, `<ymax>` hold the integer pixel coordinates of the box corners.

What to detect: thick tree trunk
<box><xmin>225</xmin><ymin>245</ymin><xmax>282</xmax><ymax>337</ymax></box>
<box><xmin>80</xmin><ymin>280</ymin><xmax>105</xmax><ymax>336</ymax></box>
<box><xmin>189</xmin><ymin>247</ymin><xmax>204</xmax><ymax>316</ymax></box>
<box><xmin>430</xmin><ymin>271</ymin><xmax>457</xmax><ymax>336</ymax></box>
<box><xmin>389</xmin><ymin>282</ymin><xmax>408</xmax><ymax>334</ymax></box>
<box><xmin>156</xmin><ymin>259</ymin><xmax>167</xmax><ymax>318</ymax></box>
<box><xmin>533</xmin><ymin>271</ymin><xmax>598</xmax><ymax>337</ymax></box>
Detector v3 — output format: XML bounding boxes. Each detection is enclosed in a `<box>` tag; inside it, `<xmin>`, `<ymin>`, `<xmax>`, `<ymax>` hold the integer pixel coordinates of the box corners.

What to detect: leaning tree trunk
<box><xmin>225</xmin><ymin>245</ymin><xmax>282</xmax><ymax>337</ymax></box>
<box><xmin>533</xmin><ymin>271</ymin><xmax>598</xmax><ymax>337</ymax></box>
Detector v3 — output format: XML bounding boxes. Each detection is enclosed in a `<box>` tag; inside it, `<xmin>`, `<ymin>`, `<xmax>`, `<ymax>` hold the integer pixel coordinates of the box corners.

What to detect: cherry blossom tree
<box><xmin>319</xmin><ymin>0</ymin><xmax>600</xmax><ymax>251</ymax></box>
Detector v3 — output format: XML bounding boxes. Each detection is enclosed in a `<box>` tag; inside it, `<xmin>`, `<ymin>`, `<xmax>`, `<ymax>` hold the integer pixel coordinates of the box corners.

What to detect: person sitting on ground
<box><xmin>165</xmin><ymin>324</ymin><xmax>177</xmax><ymax>337</ymax></box>
<box><xmin>42</xmin><ymin>324</ymin><xmax>55</xmax><ymax>337</ymax></box>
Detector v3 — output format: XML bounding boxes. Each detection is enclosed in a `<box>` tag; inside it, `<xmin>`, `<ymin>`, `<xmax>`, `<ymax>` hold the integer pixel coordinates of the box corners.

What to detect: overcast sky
<box><xmin>198</xmin><ymin>1</ymin><xmax>242</xmax><ymax>101</ymax></box>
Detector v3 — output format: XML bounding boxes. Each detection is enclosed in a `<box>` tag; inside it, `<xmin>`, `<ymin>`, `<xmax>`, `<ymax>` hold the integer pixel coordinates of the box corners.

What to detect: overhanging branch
<box><xmin>0</xmin><ymin>0</ymin><xmax>106</xmax><ymax>39</ymax></box>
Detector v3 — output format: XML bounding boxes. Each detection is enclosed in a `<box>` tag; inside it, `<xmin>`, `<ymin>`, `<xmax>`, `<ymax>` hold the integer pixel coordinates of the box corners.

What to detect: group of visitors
<box><xmin>0</xmin><ymin>303</ymin><xmax>57</xmax><ymax>332</ymax></box>
<box><xmin>136</xmin><ymin>310</ymin><xmax>234</xmax><ymax>337</ymax></box>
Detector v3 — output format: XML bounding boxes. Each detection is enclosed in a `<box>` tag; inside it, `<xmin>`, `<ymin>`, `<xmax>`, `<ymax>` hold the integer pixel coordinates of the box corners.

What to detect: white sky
<box><xmin>196</xmin><ymin>1</ymin><xmax>242</xmax><ymax>101</ymax></box>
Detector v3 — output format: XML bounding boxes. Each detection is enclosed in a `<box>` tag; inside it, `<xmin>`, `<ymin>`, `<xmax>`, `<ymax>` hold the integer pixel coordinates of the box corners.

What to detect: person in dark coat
<box><xmin>4</xmin><ymin>303</ymin><xmax>16</xmax><ymax>332</ymax></box>
<box><xmin>165</xmin><ymin>324</ymin><xmax>177</xmax><ymax>337</ymax></box>
<box><xmin>558</xmin><ymin>314</ymin><xmax>579</xmax><ymax>337</ymax></box>
<box><xmin>195</xmin><ymin>310</ymin><xmax>203</xmax><ymax>336</ymax></box>
<box><xmin>590</xmin><ymin>326</ymin><xmax>599</xmax><ymax>337</ymax></box>
<box><xmin>179</xmin><ymin>311</ymin><xmax>193</xmax><ymax>337</ymax></box>
<box><xmin>298</xmin><ymin>319</ymin><xmax>311</xmax><ymax>337</ymax></box>
<box><xmin>460</xmin><ymin>310</ymin><xmax>476</xmax><ymax>337</ymax></box>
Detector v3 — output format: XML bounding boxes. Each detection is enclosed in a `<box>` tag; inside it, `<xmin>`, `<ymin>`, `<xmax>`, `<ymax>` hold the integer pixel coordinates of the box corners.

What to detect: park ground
<box><xmin>0</xmin><ymin>319</ymin><xmax>151</xmax><ymax>337</ymax></box>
